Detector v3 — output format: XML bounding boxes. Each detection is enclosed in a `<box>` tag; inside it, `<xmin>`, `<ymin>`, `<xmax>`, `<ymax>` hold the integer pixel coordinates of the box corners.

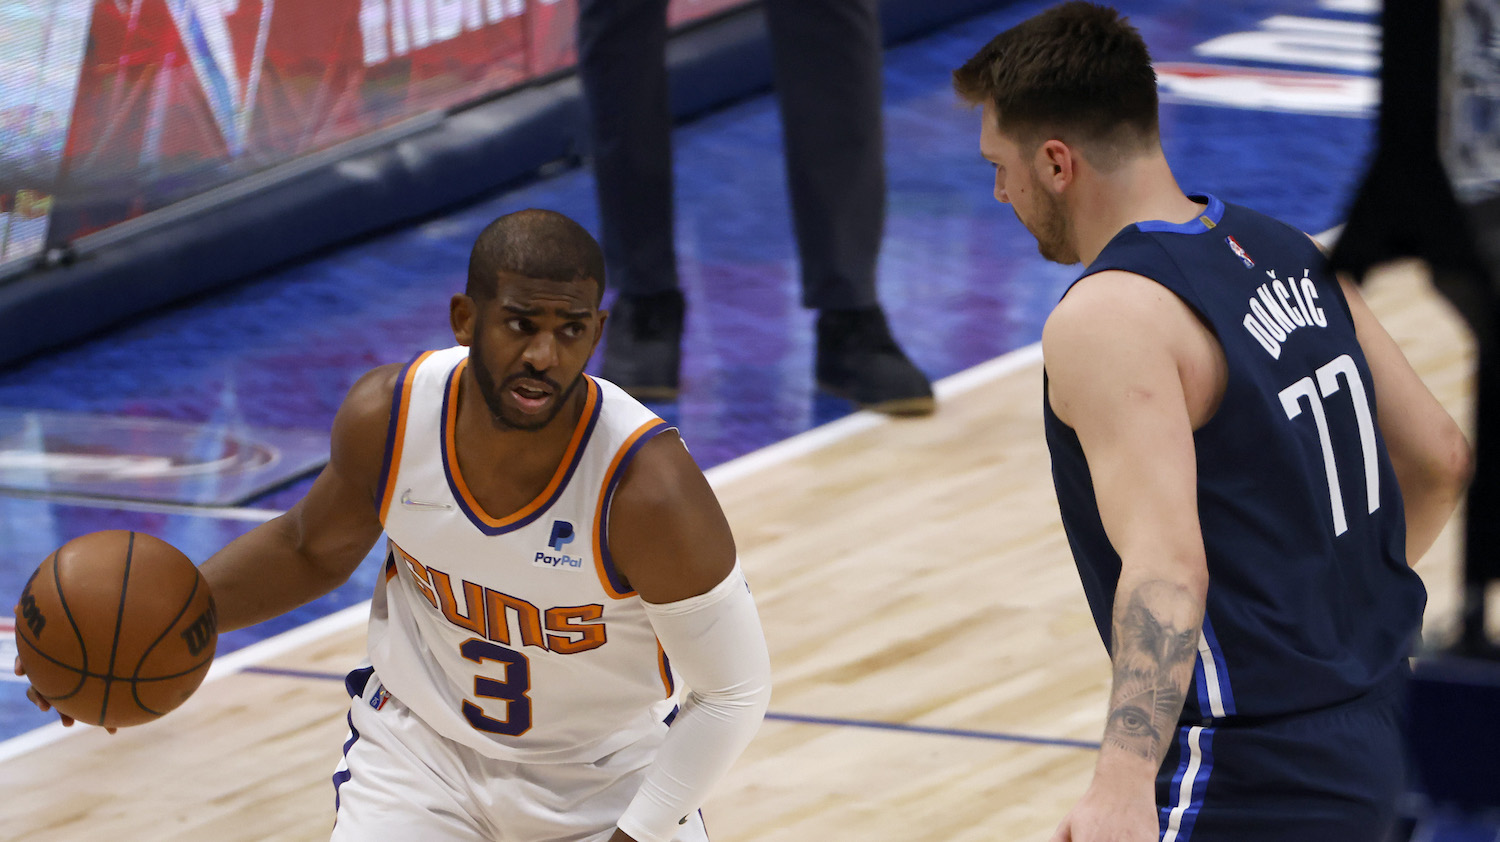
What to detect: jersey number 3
<box><xmin>1278</xmin><ymin>353</ymin><xmax>1379</xmax><ymax>535</ymax></box>
<box><xmin>460</xmin><ymin>638</ymin><xmax>532</xmax><ymax>736</ymax></box>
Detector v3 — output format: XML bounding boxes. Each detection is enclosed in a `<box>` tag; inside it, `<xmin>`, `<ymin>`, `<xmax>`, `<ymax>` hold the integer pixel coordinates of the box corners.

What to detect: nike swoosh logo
<box><xmin>399</xmin><ymin>489</ymin><xmax>453</xmax><ymax>510</ymax></box>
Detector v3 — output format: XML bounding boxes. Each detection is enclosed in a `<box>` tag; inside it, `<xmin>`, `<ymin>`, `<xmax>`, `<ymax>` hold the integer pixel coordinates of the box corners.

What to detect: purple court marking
<box><xmin>762</xmin><ymin>711</ymin><xmax>1100</xmax><ymax>751</ymax></box>
<box><xmin>241</xmin><ymin>665</ymin><xmax>1099</xmax><ymax>751</ymax></box>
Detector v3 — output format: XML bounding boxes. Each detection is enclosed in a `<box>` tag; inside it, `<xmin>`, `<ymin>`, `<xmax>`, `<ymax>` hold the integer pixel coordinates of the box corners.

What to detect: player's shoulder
<box><xmin>341</xmin><ymin>363</ymin><xmax>405</xmax><ymax>424</ymax></box>
<box><xmin>329</xmin><ymin>362</ymin><xmax>406</xmax><ymax>465</ymax></box>
<box><xmin>1048</xmin><ymin>270</ymin><xmax>1179</xmax><ymax>342</ymax></box>
<box><xmin>1045</xmin><ymin>270</ymin><xmax>1211</xmax><ymax>372</ymax></box>
<box><xmin>613</xmin><ymin>429</ymin><xmax>701</xmax><ymax>508</ymax></box>
<box><xmin>615</xmin><ymin>429</ymin><xmax>696</xmax><ymax>495</ymax></box>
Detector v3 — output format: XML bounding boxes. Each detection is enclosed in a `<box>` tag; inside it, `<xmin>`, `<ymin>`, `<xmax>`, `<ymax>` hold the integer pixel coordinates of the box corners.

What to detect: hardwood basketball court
<box><xmin>0</xmin><ymin>259</ymin><xmax>1475</xmax><ymax>842</ymax></box>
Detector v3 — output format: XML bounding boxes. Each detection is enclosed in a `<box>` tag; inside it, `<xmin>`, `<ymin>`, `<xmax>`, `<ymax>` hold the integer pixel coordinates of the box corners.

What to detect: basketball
<box><xmin>12</xmin><ymin>530</ymin><xmax>218</xmax><ymax>728</ymax></box>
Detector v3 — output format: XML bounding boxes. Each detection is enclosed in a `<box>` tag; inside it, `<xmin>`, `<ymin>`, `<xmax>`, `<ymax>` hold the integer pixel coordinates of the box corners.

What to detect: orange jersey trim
<box><xmin>441</xmin><ymin>363</ymin><xmax>601</xmax><ymax>532</ymax></box>
<box><xmin>377</xmin><ymin>351</ymin><xmax>434</xmax><ymax>523</ymax></box>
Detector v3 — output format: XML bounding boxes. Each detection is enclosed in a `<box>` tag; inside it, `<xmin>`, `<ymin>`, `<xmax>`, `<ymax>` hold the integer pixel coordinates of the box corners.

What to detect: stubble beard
<box><xmin>1028</xmin><ymin>188</ymin><xmax>1079</xmax><ymax>266</ymax></box>
<box><xmin>469</xmin><ymin>339</ymin><xmax>581</xmax><ymax>433</ymax></box>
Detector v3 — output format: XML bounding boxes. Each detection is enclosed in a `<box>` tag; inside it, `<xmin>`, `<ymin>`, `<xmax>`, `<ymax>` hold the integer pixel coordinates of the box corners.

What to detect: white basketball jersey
<box><xmin>368</xmin><ymin>346</ymin><xmax>680</xmax><ymax>763</ymax></box>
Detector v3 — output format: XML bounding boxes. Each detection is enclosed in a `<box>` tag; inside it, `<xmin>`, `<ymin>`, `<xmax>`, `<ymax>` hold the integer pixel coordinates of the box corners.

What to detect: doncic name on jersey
<box><xmin>1241</xmin><ymin>267</ymin><xmax>1329</xmax><ymax>359</ymax></box>
<box><xmin>534</xmin><ymin>520</ymin><xmax>585</xmax><ymax>571</ymax></box>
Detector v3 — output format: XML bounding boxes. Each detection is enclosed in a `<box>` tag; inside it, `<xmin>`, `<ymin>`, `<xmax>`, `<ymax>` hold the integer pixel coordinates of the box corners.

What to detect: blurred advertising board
<box><xmin>0</xmin><ymin>0</ymin><xmax>747</xmax><ymax>269</ymax></box>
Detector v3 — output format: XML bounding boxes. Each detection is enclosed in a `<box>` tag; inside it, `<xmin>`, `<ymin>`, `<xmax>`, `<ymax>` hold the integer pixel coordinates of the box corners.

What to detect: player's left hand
<box><xmin>606</xmin><ymin>830</ymin><xmax>639</xmax><ymax>842</ymax></box>
<box><xmin>13</xmin><ymin>656</ymin><xmax>116</xmax><ymax>734</ymax></box>
<box><xmin>1049</xmin><ymin>773</ymin><xmax>1158</xmax><ymax>842</ymax></box>
<box><xmin>12</xmin><ymin>655</ymin><xmax>73</xmax><ymax>725</ymax></box>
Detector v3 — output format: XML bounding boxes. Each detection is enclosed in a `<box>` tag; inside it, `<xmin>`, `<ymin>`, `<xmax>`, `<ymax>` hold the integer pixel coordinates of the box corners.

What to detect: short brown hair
<box><xmin>953</xmin><ymin>2</ymin><xmax>1159</xmax><ymax>165</ymax></box>
<box><xmin>466</xmin><ymin>208</ymin><xmax>606</xmax><ymax>303</ymax></box>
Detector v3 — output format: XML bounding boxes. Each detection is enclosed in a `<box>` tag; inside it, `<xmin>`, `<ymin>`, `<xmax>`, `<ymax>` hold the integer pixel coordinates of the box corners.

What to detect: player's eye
<box><xmin>507</xmin><ymin>318</ymin><xmax>534</xmax><ymax>333</ymax></box>
<box><xmin>560</xmin><ymin>322</ymin><xmax>585</xmax><ymax>339</ymax></box>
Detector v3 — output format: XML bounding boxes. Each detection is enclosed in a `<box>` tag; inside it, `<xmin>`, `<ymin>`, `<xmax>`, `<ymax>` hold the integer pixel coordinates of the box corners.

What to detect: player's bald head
<box><xmin>466</xmin><ymin>209</ymin><xmax>606</xmax><ymax>303</ymax></box>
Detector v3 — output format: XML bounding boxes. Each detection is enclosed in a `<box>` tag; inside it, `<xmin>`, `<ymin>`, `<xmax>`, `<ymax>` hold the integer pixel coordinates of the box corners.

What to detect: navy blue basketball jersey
<box><xmin>1044</xmin><ymin>194</ymin><xmax>1426</xmax><ymax>721</ymax></box>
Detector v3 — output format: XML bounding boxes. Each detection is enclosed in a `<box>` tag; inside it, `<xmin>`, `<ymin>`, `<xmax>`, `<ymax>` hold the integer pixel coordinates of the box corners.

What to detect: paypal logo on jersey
<box><xmin>535</xmin><ymin>520</ymin><xmax>585</xmax><ymax>571</ymax></box>
<box><xmin>548</xmin><ymin>520</ymin><xmax>575</xmax><ymax>551</ymax></box>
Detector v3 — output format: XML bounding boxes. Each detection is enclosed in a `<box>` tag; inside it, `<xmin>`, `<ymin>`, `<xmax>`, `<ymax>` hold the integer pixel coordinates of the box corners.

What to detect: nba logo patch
<box><xmin>1226</xmin><ymin>235</ymin><xmax>1255</xmax><ymax>268</ymax></box>
<box><xmin>369</xmin><ymin>683</ymin><xmax>390</xmax><ymax>711</ymax></box>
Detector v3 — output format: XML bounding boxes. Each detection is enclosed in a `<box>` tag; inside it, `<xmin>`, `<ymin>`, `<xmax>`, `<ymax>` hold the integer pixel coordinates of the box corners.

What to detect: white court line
<box><xmin>0</xmin><ymin>492</ymin><xmax>282</xmax><ymax>522</ymax></box>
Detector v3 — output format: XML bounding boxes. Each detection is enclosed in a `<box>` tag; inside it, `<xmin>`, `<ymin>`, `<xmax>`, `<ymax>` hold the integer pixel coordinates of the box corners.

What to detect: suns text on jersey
<box><xmin>389</xmin><ymin>543</ymin><xmax>606</xmax><ymax>655</ymax></box>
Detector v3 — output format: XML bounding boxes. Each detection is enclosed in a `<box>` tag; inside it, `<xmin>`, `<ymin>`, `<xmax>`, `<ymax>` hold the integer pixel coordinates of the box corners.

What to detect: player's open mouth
<box><xmin>511</xmin><ymin>382</ymin><xmax>553</xmax><ymax>413</ymax></box>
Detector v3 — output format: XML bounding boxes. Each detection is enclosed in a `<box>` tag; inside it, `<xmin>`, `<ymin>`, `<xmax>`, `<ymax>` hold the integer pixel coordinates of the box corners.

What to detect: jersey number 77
<box><xmin>1278</xmin><ymin>353</ymin><xmax>1380</xmax><ymax>536</ymax></box>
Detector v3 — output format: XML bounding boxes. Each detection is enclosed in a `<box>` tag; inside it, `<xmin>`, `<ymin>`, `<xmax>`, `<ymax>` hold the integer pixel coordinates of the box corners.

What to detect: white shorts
<box><xmin>331</xmin><ymin>668</ymin><xmax>710</xmax><ymax>842</ymax></box>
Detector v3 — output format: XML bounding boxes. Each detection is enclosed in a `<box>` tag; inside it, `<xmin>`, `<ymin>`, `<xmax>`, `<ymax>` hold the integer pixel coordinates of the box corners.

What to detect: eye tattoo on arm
<box><xmin>1103</xmin><ymin>580</ymin><xmax>1202</xmax><ymax>762</ymax></box>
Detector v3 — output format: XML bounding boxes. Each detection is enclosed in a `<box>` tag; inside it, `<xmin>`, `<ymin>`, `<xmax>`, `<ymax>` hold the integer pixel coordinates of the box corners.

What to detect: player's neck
<box><xmin>1071</xmin><ymin>154</ymin><xmax>1202</xmax><ymax>266</ymax></box>
<box><xmin>455</xmin><ymin>373</ymin><xmax>586</xmax><ymax>474</ymax></box>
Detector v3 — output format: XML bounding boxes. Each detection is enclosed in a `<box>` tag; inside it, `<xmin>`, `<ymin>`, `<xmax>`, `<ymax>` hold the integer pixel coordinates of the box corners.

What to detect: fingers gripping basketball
<box><xmin>13</xmin><ymin>530</ymin><xmax>218</xmax><ymax>728</ymax></box>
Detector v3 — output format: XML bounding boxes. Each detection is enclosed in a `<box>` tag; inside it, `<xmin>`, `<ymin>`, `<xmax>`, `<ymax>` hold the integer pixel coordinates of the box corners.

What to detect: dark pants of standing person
<box><xmin>577</xmin><ymin>0</ymin><xmax>884</xmax><ymax>309</ymax></box>
<box><xmin>575</xmin><ymin>0</ymin><xmax>934</xmax><ymax>414</ymax></box>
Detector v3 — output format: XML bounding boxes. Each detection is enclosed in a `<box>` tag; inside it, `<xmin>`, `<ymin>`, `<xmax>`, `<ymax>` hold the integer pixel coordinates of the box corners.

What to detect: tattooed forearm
<box><xmin>1102</xmin><ymin>579</ymin><xmax>1203</xmax><ymax>763</ymax></box>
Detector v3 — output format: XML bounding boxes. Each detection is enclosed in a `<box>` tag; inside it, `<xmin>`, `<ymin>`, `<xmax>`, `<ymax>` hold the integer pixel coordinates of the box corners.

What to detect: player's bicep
<box><xmin>606</xmin><ymin>431</ymin><xmax>737</xmax><ymax>604</ymax></box>
<box><xmin>1045</xmin><ymin>279</ymin><xmax>1207</xmax><ymax>576</ymax></box>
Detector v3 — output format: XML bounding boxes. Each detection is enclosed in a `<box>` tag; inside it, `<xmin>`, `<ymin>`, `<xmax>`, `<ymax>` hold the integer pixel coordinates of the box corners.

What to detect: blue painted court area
<box><xmin>0</xmin><ymin>0</ymin><xmax>1377</xmax><ymax>743</ymax></box>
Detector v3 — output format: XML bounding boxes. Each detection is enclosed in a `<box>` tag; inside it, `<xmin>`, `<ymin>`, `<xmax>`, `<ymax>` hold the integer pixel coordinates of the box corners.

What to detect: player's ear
<box><xmin>1037</xmin><ymin>139</ymin><xmax>1072</xmax><ymax>191</ymax></box>
<box><xmin>451</xmin><ymin>294</ymin><xmax>476</xmax><ymax>346</ymax></box>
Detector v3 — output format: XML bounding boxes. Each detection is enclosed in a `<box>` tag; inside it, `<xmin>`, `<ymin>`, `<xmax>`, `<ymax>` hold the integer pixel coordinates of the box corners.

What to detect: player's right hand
<box><xmin>1049</xmin><ymin>774</ymin><xmax>1158</xmax><ymax>842</ymax></box>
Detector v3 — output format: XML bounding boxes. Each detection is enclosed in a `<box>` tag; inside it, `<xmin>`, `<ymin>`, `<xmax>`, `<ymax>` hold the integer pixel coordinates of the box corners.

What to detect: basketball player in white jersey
<box><xmin>19</xmin><ymin>209</ymin><xmax>772</xmax><ymax>842</ymax></box>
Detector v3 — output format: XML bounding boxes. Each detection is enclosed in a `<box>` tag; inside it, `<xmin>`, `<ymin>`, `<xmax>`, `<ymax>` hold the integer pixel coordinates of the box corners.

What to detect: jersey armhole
<box><xmin>375</xmin><ymin>351</ymin><xmax>432</xmax><ymax>523</ymax></box>
<box><xmin>591</xmin><ymin>419</ymin><xmax>673</xmax><ymax>599</ymax></box>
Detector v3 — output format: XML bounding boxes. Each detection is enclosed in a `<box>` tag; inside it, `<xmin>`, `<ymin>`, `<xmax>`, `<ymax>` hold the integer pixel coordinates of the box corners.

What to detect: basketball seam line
<box><xmin>131</xmin><ymin>574</ymin><xmax>205</xmax><ymax>717</ymax></box>
<box><xmin>11</xmin><ymin>568</ymin><xmax>64</xmax><ymax>685</ymax></box>
<box><xmin>4</xmin><ymin>644</ymin><xmax>214</xmax><ymax>682</ymax></box>
<box><xmin>100</xmin><ymin>532</ymin><xmax>136</xmax><ymax>726</ymax></box>
<box><xmin>47</xmin><ymin>549</ymin><xmax>90</xmax><ymax>699</ymax></box>
<box><xmin>13</xmin><ymin>636</ymin><xmax>86</xmax><ymax>701</ymax></box>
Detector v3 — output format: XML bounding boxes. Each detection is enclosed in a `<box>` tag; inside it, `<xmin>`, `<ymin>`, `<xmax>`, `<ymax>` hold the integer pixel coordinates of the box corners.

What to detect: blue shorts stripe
<box><xmin>343</xmin><ymin>665</ymin><xmax>375</xmax><ymax>699</ymax></box>
<box><xmin>1161</xmin><ymin>726</ymin><xmax>1195</xmax><ymax>837</ymax></box>
<box><xmin>1160</xmin><ymin>725</ymin><xmax>1215</xmax><ymax>842</ymax></box>
<box><xmin>1193</xmin><ymin>656</ymin><xmax>1213</xmax><ymax>715</ymax></box>
<box><xmin>332</xmin><ymin>708</ymin><xmax>360</xmax><ymax>814</ymax></box>
<box><xmin>1174</xmin><ymin>727</ymin><xmax>1215</xmax><ymax>842</ymax></box>
<box><xmin>1200</xmin><ymin>614</ymin><xmax>1236</xmax><ymax>714</ymax></box>
<box><xmin>333</xmin><ymin>667</ymin><xmax>373</xmax><ymax>817</ymax></box>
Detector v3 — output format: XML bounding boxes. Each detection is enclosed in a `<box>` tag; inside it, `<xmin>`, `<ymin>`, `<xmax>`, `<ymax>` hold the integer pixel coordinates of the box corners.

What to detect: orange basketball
<box><xmin>13</xmin><ymin>530</ymin><xmax>218</xmax><ymax>728</ymax></box>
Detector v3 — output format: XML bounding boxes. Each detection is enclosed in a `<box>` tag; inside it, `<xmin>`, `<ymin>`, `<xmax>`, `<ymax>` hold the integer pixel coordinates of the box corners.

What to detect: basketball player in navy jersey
<box><xmin>17</xmin><ymin>209</ymin><xmax>770</xmax><ymax>842</ymax></box>
<box><xmin>955</xmin><ymin>4</ymin><xmax>1470</xmax><ymax>841</ymax></box>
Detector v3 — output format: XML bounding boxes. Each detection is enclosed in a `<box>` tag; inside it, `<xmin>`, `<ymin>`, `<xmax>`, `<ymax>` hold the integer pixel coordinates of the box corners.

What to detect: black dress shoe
<box><xmin>602</xmin><ymin>290</ymin><xmax>685</xmax><ymax>401</ymax></box>
<box><xmin>815</xmin><ymin>307</ymin><xmax>936</xmax><ymax>416</ymax></box>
